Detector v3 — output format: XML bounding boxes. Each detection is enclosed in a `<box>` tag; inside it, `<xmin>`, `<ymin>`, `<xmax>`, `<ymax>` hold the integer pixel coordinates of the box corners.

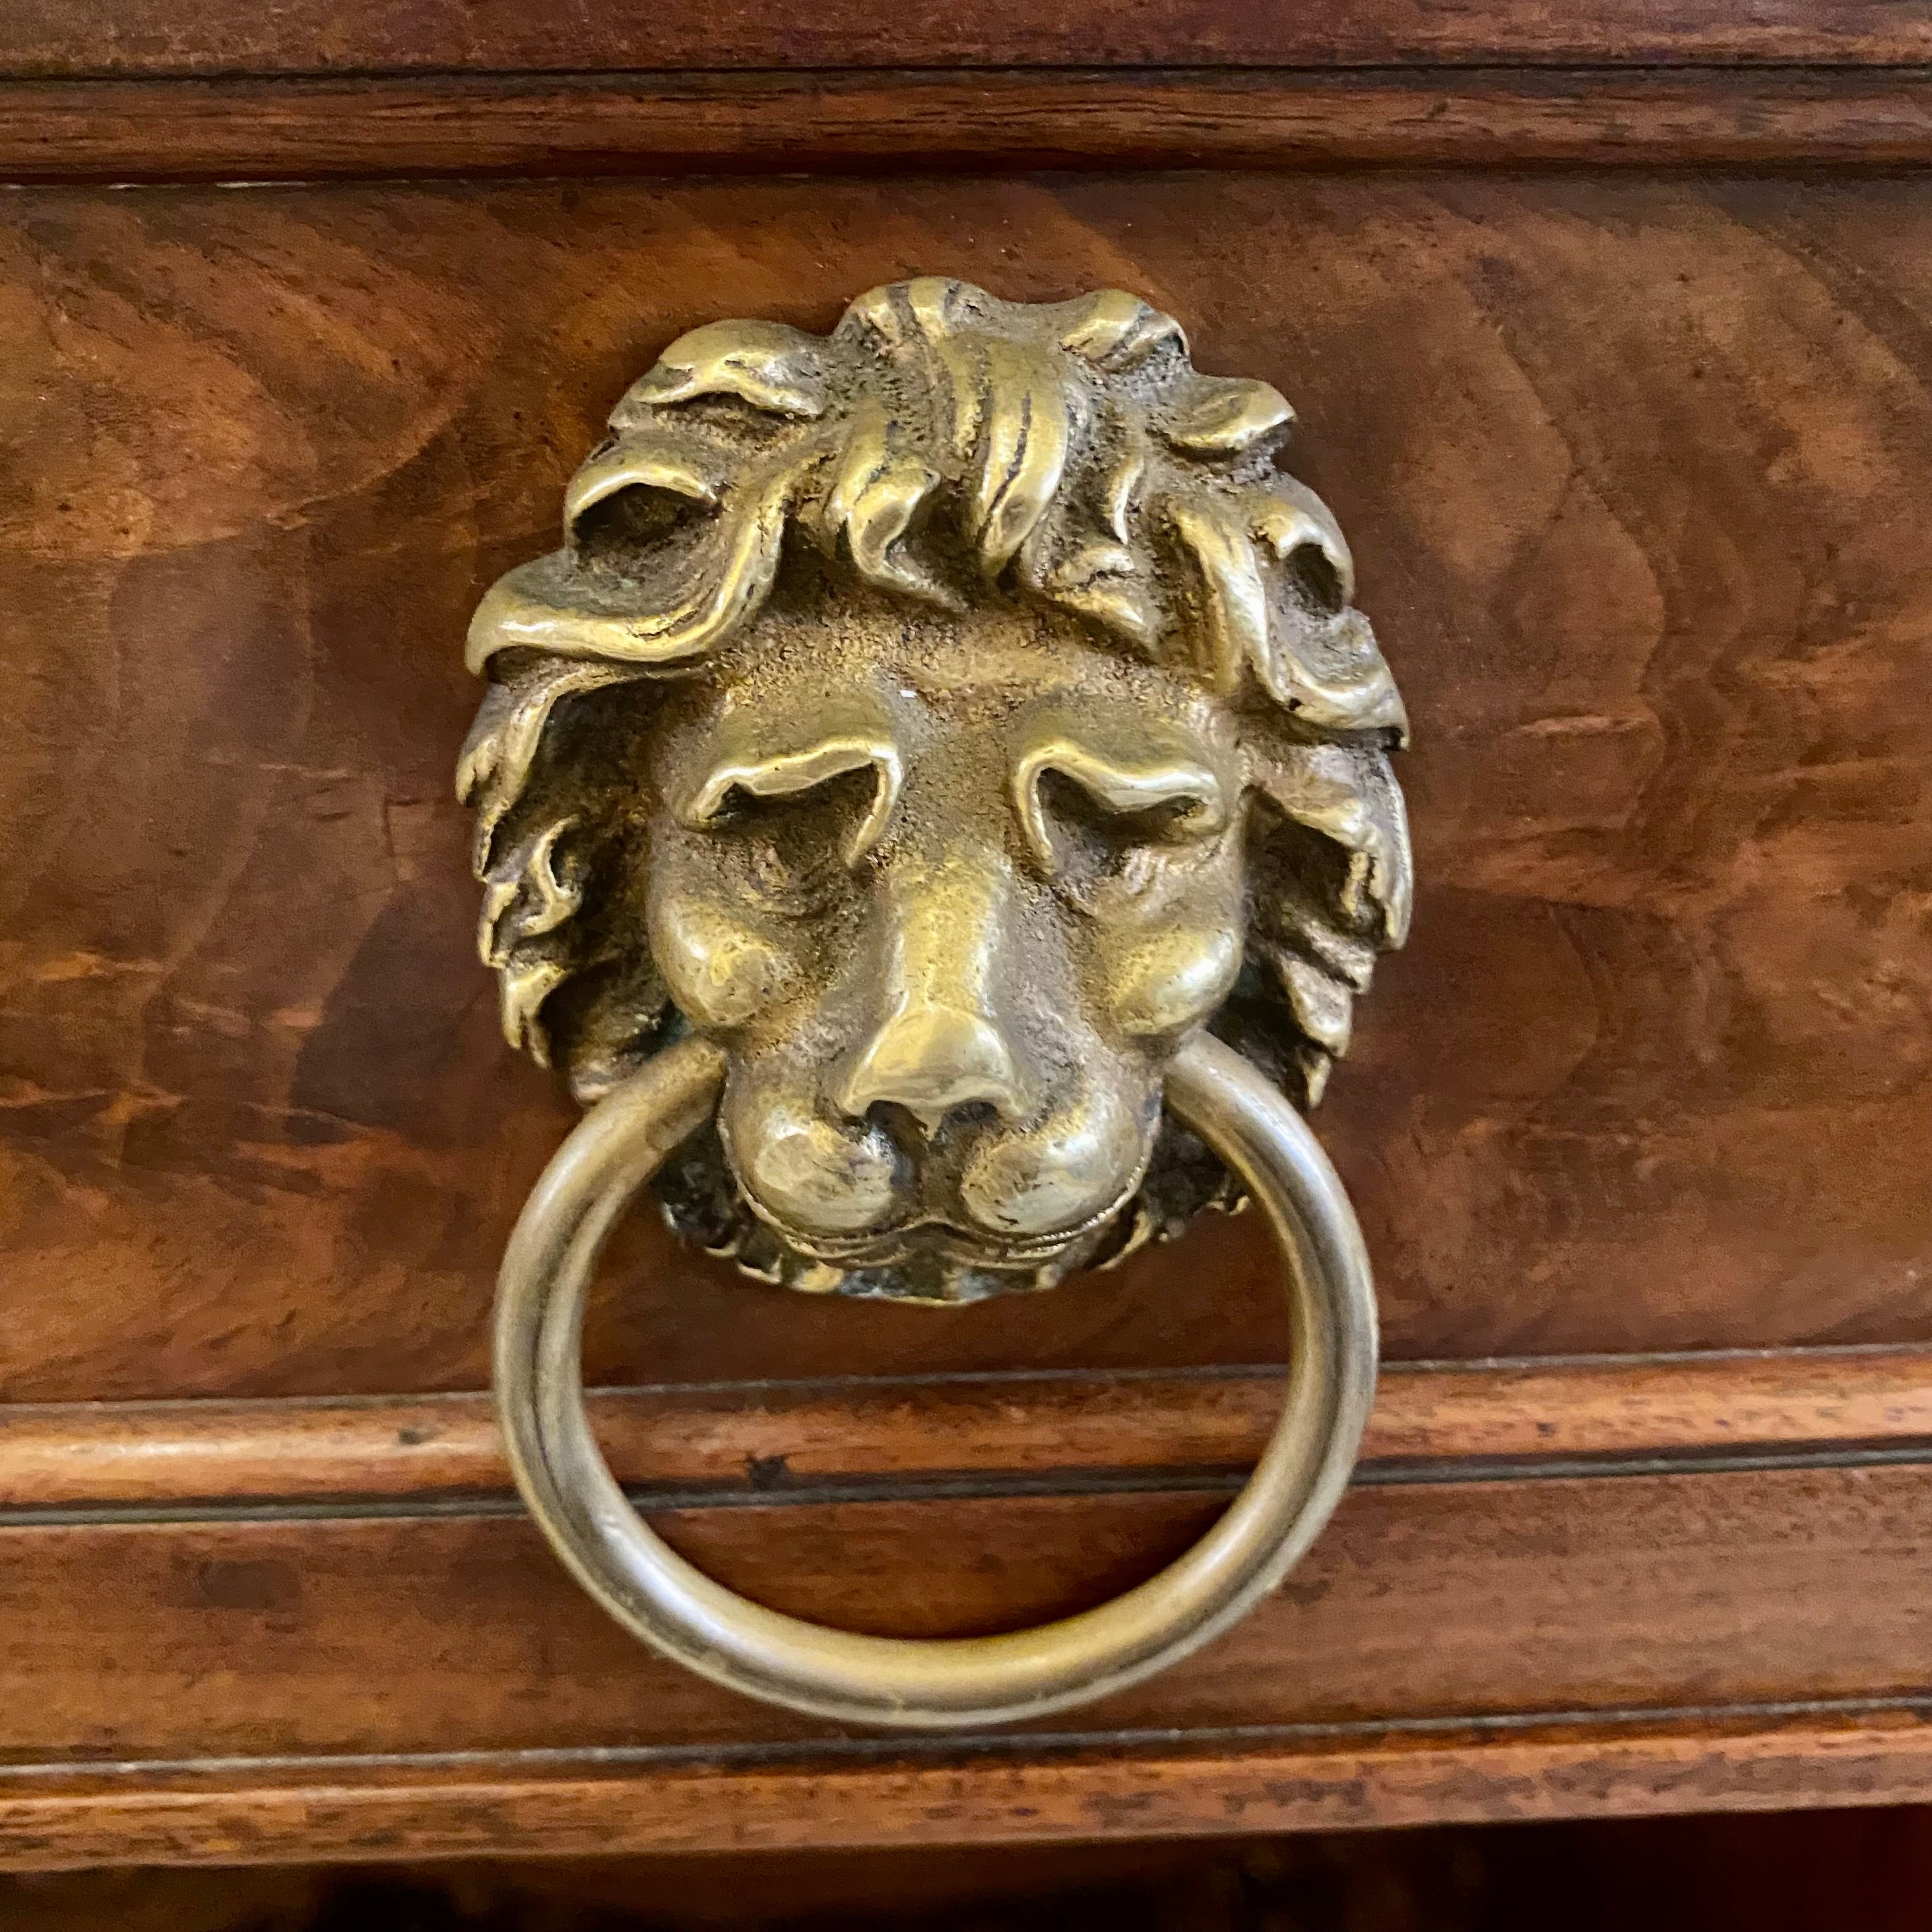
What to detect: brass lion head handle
<box><xmin>467</xmin><ymin>282</ymin><xmax>1407</xmax><ymax>1726</ymax></box>
<box><xmin>463</xmin><ymin>279</ymin><xmax>1409</xmax><ymax>1308</ymax></box>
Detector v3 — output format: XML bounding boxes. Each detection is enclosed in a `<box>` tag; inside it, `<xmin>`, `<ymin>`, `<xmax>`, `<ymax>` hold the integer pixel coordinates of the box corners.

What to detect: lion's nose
<box><xmin>839</xmin><ymin>1005</ymin><xmax>1023</xmax><ymax>1138</ymax></box>
<box><xmin>833</xmin><ymin>853</ymin><xmax>1025</xmax><ymax>1138</ymax></box>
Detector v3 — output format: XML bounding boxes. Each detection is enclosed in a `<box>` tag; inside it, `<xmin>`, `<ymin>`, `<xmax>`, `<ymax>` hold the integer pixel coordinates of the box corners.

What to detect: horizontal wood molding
<box><xmin>5</xmin><ymin>1347</ymin><xmax>1929</xmax><ymax>1515</ymax></box>
<box><xmin>3</xmin><ymin>1358</ymin><xmax>1931</xmax><ymax>1865</ymax></box>
<box><xmin>7</xmin><ymin>0</ymin><xmax>1928</xmax><ymax>79</ymax></box>
<box><xmin>3</xmin><ymin>68</ymin><xmax>1931</xmax><ymax>182</ymax></box>
<box><xmin>7</xmin><ymin>1703</ymin><xmax>1932</xmax><ymax>1870</ymax></box>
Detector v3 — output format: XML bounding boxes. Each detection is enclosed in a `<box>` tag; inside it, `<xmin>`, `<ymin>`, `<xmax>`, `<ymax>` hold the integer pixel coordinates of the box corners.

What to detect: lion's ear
<box><xmin>470</xmin><ymin>782</ymin><xmax>672</xmax><ymax>1083</ymax></box>
<box><xmin>457</xmin><ymin>659</ymin><xmax>643</xmax><ymax>869</ymax></box>
<box><xmin>1248</xmin><ymin>737</ymin><xmax>1411</xmax><ymax>950</ymax></box>
<box><xmin>544</xmin><ymin>964</ymin><xmax>674</xmax><ymax>1105</ymax></box>
<box><xmin>1241</xmin><ymin>734</ymin><xmax>1410</xmax><ymax>1104</ymax></box>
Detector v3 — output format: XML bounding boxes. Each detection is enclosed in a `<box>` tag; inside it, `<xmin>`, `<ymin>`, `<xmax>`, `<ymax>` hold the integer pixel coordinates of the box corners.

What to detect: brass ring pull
<box><xmin>495</xmin><ymin>1031</ymin><xmax>1376</xmax><ymax>1729</ymax></box>
<box><xmin>466</xmin><ymin>281</ymin><xmax>1412</xmax><ymax>1725</ymax></box>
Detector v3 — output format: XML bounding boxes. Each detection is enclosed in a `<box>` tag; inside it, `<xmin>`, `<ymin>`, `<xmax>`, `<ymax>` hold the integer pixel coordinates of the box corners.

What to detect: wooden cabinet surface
<box><xmin>1</xmin><ymin>0</ymin><xmax>1929</xmax><ymax>1872</ymax></box>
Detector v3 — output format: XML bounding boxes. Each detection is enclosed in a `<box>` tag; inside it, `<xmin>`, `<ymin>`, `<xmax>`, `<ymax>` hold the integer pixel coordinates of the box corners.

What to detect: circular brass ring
<box><xmin>494</xmin><ymin>1029</ymin><xmax>1379</xmax><ymax>1730</ymax></box>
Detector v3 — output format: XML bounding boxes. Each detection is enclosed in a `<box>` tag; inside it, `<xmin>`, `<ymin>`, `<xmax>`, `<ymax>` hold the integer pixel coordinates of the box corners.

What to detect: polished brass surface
<box><xmin>461</xmin><ymin>280</ymin><xmax>1411</xmax><ymax>1305</ymax></box>
<box><xmin>470</xmin><ymin>283</ymin><xmax>1409</xmax><ymax>1722</ymax></box>
<box><xmin>494</xmin><ymin>1030</ymin><xmax>1378</xmax><ymax>1730</ymax></box>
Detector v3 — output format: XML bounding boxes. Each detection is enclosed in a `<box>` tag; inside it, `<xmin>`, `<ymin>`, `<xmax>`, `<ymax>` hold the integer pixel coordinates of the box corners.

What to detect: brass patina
<box><xmin>461</xmin><ymin>280</ymin><xmax>1410</xmax><ymax>1305</ymax></box>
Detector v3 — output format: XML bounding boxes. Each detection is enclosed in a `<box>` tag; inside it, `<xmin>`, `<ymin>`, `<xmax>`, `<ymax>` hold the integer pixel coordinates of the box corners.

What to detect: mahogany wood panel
<box><xmin>2</xmin><ymin>1462</ymin><xmax>1930</xmax><ymax>1764</ymax></box>
<box><xmin>7</xmin><ymin>71</ymin><xmax>1932</xmax><ymax>183</ymax></box>
<box><xmin>3</xmin><ymin>1348</ymin><xmax>1929</xmax><ymax>1511</ymax></box>
<box><xmin>4</xmin><ymin>0</ymin><xmax>1927</xmax><ymax>79</ymax></box>
<box><xmin>9</xmin><ymin>1706</ymin><xmax>1932</xmax><ymax>1871</ymax></box>
<box><xmin>5</xmin><ymin>173</ymin><xmax>1929</xmax><ymax>1400</ymax></box>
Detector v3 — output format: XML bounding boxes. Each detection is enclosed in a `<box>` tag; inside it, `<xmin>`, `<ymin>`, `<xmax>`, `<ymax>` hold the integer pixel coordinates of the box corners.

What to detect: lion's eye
<box><xmin>705</xmin><ymin>767</ymin><xmax>880</xmax><ymax>913</ymax></box>
<box><xmin>681</xmin><ymin>734</ymin><xmax>901</xmax><ymax>914</ymax></box>
<box><xmin>1014</xmin><ymin>737</ymin><xmax>1227</xmax><ymax>897</ymax></box>
<box><xmin>1033</xmin><ymin>769</ymin><xmax>1218</xmax><ymax>903</ymax></box>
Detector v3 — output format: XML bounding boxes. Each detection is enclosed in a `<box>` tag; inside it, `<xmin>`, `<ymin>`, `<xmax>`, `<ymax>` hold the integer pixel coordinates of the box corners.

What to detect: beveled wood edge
<box><xmin>3</xmin><ymin>1700</ymin><xmax>1931</xmax><ymax>1870</ymax></box>
<box><xmin>5</xmin><ymin>1346</ymin><xmax>1929</xmax><ymax>1512</ymax></box>
<box><xmin>2</xmin><ymin>67</ymin><xmax>1931</xmax><ymax>183</ymax></box>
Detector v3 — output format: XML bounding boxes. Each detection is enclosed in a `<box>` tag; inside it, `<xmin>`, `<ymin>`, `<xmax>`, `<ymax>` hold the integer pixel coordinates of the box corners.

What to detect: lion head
<box><xmin>460</xmin><ymin>279</ymin><xmax>1409</xmax><ymax>1304</ymax></box>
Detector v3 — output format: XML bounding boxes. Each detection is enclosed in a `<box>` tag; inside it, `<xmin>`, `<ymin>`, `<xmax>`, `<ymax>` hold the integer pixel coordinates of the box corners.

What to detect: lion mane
<box><xmin>459</xmin><ymin>279</ymin><xmax>1409</xmax><ymax>1253</ymax></box>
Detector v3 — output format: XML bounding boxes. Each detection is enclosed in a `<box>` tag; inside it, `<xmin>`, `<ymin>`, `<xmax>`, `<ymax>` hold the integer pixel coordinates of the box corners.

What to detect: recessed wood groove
<box><xmin>7</xmin><ymin>1698</ymin><xmax>1932</xmax><ymax>1870</ymax></box>
<box><xmin>5</xmin><ymin>1689</ymin><xmax>1931</xmax><ymax>1785</ymax></box>
<box><xmin>2</xmin><ymin>67</ymin><xmax>1930</xmax><ymax>181</ymax></box>
<box><xmin>13</xmin><ymin>1439</ymin><xmax>1932</xmax><ymax>1531</ymax></box>
<box><xmin>0</xmin><ymin>1467</ymin><xmax>1259</xmax><ymax>1529</ymax></box>
<box><xmin>7</xmin><ymin>0</ymin><xmax>1928</xmax><ymax>78</ymax></box>
<box><xmin>5</xmin><ymin>1347</ymin><xmax>1929</xmax><ymax>1518</ymax></box>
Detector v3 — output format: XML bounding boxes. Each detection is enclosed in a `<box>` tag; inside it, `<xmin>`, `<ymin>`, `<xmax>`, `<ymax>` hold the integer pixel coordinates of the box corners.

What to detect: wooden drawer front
<box><xmin>6</xmin><ymin>175</ymin><xmax>1928</xmax><ymax>1398</ymax></box>
<box><xmin>3</xmin><ymin>166</ymin><xmax>1929</xmax><ymax>1863</ymax></box>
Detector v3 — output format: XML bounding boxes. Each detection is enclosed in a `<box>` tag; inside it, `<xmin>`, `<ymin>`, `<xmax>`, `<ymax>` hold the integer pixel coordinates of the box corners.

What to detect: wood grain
<box><xmin>3</xmin><ymin>0</ymin><xmax>1929</xmax><ymax>1879</ymax></box>
<box><xmin>3</xmin><ymin>1348</ymin><xmax>1929</xmax><ymax>1511</ymax></box>
<box><xmin>8</xmin><ymin>1705</ymin><xmax>1932</xmax><ymax>1872</ymax></box>
<box><xmin>5</xmin><ymin>0</ymin><xmax>1928</xmax><ymax>79</ymax></box>
<box><xmin>5</xmin><ymin>70</ymin><xmax>1932</xmax><ymax>183</ymax></box>
<box><xmin>4</xmin><ymin>174</ymin><xmax>1929</xmax><ymax>1400</ymax></box>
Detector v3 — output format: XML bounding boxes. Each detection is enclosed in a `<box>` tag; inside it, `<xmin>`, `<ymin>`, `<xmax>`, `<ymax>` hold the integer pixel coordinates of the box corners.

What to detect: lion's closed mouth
<box><xmin>742</xmin><ymin>1196</ymin><xmax>1137</xmax><ymax>1273</ymax></box>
